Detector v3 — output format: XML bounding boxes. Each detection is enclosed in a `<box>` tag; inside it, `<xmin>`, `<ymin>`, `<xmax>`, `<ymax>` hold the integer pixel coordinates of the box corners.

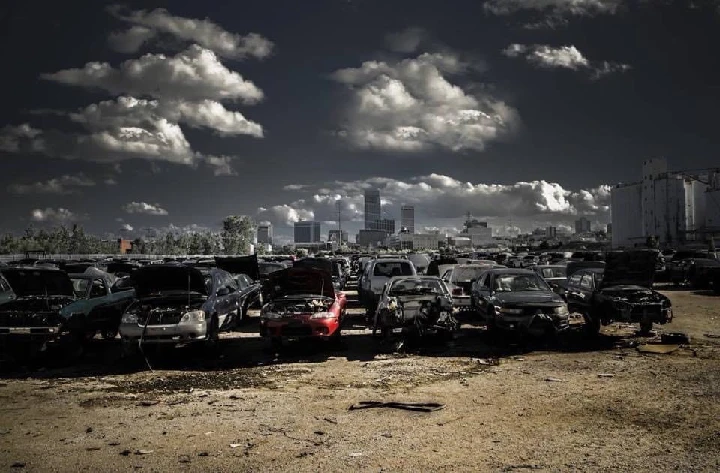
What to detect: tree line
<box><xmin>0</xmin><ymin>215</ymin><xmax>257</xmax><ymax>256</ymax></box>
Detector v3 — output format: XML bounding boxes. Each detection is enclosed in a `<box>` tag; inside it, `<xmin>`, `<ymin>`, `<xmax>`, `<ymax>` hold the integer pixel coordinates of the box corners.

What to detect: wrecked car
<box><xmin>215</xmin><ymin>255</ymin><xmax>264</xmax><ymax>322</ymax></box>
<box><xmin>373</xmin><ymin>276</ymin><xmax>457</xmax><ymax>351</ymax></box>
<box><xmin>259</xmin><ymin>267</ymin><xmax>347</xmax><ymax>348</ymax></box>
<box><xmin>667</xmin><ymin>257</ymin><xmax>720</xmax><ymax>288</ymax></box>
<box><xmin>0</xmin><ymin>267</ymin><xmax>77</xmax><ymax>353</ymax></box>
<box><xmin>472</xmin><ymin>268</ymin><xmax>570</xmax><ymax>338</ymax></box>
<box><xmin>446</xmin><ymin>264</ymin><xmax>500</xmax><ymax>311</ymax></box>
<box><xmin>532</xmin><ymin>265</ymin><xmax>569</xmax><ymax>298</ymax></box>
<box><xmin>62</xmin><ymin>268</ymin><xmax>136</xmax><ymax>340</ymax></box>
<box><xmin>565</xmin><ymin>250</ymin><xmax>672</xmax><ymax>335</ymax></box>
<box><xmin>119</xmin><ymin>265</ymin><xmax>243</xmax><ymax>354</ymax></box>
<box><xmin>293</xmin><ymin>257</ymin><xmax>347</xmax><ymax>291</ymax></box>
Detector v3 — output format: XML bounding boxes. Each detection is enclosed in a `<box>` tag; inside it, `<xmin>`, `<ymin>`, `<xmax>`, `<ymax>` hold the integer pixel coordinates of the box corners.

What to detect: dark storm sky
<box><xmin>1</xmin><ymin>0</ymin><xmax>719</xmax><ymax>240</ymax></box>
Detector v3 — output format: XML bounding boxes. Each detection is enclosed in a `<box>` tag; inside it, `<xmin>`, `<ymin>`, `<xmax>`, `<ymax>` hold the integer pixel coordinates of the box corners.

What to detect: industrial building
<box><xmin>401</xmin><ymin>205</ymin><xmax>415</xmax><ymax>233</ymax></box>
<box><xmin>574</xmin><ymin>217</ymin><xmax>592</xmax><ymax>234</ymax></box>
<box><xmin>328</xmin><ymin>229</ymin><xmax>348</xmax><ymax>244</ymax></box>
<box><xmin>611</xmin><ymin>158</ymin><xmax>720</xmax><ymax>248</ymax></box>
<box><xmin>294</xmin><ymin>220</ymin><xmax>321</xmax><ymax>243</ymax></box>
<box><xmin>460</xmin><ymin>217</ymin><xmax>493</xmax><ymax>246</ymax></box>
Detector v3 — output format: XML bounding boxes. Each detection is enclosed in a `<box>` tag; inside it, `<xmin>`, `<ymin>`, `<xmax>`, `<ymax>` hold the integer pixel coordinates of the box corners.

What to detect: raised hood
<box><xmin>132</xmin><ymin>265</ymin><xmax>208</xmax><ymax>298</ymax></box>
<box><xmin>215</xmin><ymin>255</ymin><xmax>259</xmax><ymax>281</ymax></box>
<box><xmin>1</xmin><ymin>268</ymin><xmax>74</xmax><ymax>298</ymax></box>
<box><xmin>263</xmin><ymin>267</ymin><xmax>335</xmax><ymax>300</ymax></box>
<box><xmin>601</xmin><ymin>251</ymin><xmax>657</xmax><ymax>289</ymax></box>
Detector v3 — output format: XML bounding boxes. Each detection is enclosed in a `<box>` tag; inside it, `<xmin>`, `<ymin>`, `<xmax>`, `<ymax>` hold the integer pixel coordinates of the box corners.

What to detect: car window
<box><xmin>568</xmin><ymin>274</ymin><xmax>582</xmax><ymax>287</ymax></box>
<box><xmin>373</xmin><ymin>262</ymin><xmax>414</xmax><ymax>277</ymax></box>
<box><xmin>71</xmin><ymin>278</ymin><xmax>90</xmax><ymax>298</ymax></box>
<box><xmin>580</xmin><ymin>275</ymin><xmax>593</xmax><ymax>290</ymax></box>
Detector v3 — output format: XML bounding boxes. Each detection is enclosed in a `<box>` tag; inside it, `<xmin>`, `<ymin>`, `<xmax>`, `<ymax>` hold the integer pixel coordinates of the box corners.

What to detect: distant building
<box><xmin>611</xmin><ymin>158</ymin><xmax>720</xmax><ymax>248</ymax></box>
<box><xmin>357</xmin><ymin>229</ymin><xmax>388</xmax><ymax>248</ymax></box>
<box><xmin>575</xmin><ymin>217</ymin><xmax>592</xmax><ymax>234</ymax></box>
<box><xmin>117</xmin><ymin>239</ymin><xmax>132</xmax><ymax>254</ymax></box>
<box><xmin>401</xmin><ymin>205</ymin><xmax>415</xmax><ymax>234</ymax></box>
<box><xmin>461</xmin><ymin>217</ymin><xmax>493</xmax><ymax>246</ymax></box>
<box><xmin>607</xmin><ymin>223</ymin><xmax>613</xmax><ymax>234</ymax></box>
<box><xmin>294</xmin><ymin>221</ymin><xmax>321</xmax><ymax>243</ymax></box>
<box><xmin>364</xmin><ymin>189</ymin><xmax>381</xmax><ymax>230</ymax></box>
<box><xmin>399</xmin><ymin>232</ymin><xmax>441</xmax><ymax>250</ymax></box>
<box><xmin>546</xmin><ymin>226</ymin><xmax>557</xmax><ymax>238</ymax></box>
<box><xmin>257</xmin><ymin>224</ymin><xmax>273</xmax><ymax>245</ymax></box>
<box><xmin>328</xmin><ymin>229</ymin><xmax>348</xmax><ymax>244</ymax></box>
<box><xmin>377</xmin><ymin>218</ymin><xmax>396</xmax><ymax>235</ymax></box>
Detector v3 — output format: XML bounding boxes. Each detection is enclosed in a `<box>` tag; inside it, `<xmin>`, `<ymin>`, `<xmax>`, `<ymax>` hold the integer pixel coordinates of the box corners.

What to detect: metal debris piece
<box><xmin>597</xmin><ymin>374</ymin><xmax>615</xmax><ymax>378</ymax></box>
<box><xmin>544</xmin><ymin>377</ymin><xmax>564</xmax><ymax>382</ymax></box>
<box><xmin>135</xmin><ymin>450</ymin><xmax>153</xmax><ymax>455</ymax></box>
<box><xmin>661</xmin><ymin>333</ymin><xmax>690</xmax><ymax>344</ymax></box>
<box><xmin>349</xmin><ymin>401</ymin><xmax>445</xmax><ymax>412</ymax></box>
<box><xmin>637</xmin><ymin>344</ymin><xmax>680</xmax><ymax>354</ymax></box>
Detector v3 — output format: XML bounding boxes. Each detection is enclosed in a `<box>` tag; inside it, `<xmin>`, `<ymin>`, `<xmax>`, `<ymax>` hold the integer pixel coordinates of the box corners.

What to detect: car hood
<box><xmin>215</xmin><ymin>255</ymin><xmax>259</xmax><ymax>281</ymax></box>
<box><xmin>601</xmin><ymin>251</ymin><xmax>657</xmax><ymax>289</ymax></box>
<box><xmin>1</xmin><ymin>269</ymin><xmax>75</xmax><ymax>298</ymax></box>
<box><xmin>494</xmin><ymin>291</ymin><xmax>564</xmax><ymax>305</ymax></box>
<box><xmin>132</xmin><ymin>265</ymin><xmax>208</xmax><ymax>298</ymax></box>
<box><xmin>263</xmin><ymin>267</ymin><xmax>335</xmax><ymax>300</ymax></box>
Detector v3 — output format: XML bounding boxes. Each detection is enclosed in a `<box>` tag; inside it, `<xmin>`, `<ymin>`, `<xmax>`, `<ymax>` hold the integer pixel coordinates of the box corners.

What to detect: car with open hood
<box><xmin>259</xmin><ymin>267</ymin><xmax>347</xmax><ymax>347</ymax></box>
<box><xmin>0</xmin><ymin>267</ymin><xmax>77</xmax><ymax>352</ymax></box>
<box><xmin>565</xmin><ymin>250</ymin><xmax>672</xmax><ymax>335</ymax></box>
<box><xmin>119</xmin><ymin>264</ymin><xmax>244</xmax><ymax>353</ymax></box>
<box><xmin>472</xmin><ymin>268</ymin><xmax>570</xmax><ymax>338</ymax></box>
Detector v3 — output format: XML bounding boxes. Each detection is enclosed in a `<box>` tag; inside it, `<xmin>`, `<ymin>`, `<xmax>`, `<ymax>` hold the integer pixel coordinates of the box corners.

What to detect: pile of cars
<box><xmin>0</xmin><ymin>246</ymin><xmax>714</xmax><ymax>362</ymax></box>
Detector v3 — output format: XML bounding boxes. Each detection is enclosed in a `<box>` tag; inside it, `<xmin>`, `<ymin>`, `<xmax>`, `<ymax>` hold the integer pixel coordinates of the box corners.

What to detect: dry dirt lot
<box><xmin>1</xmin><ymin>284</ymin><xmax>719</xmax><ymax>472</ymax></box>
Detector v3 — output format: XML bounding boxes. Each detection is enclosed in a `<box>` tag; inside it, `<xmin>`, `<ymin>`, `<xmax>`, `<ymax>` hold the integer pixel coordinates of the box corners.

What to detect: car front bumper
<box><xmin>119</xmin><ymin>322</ymin><xmax>207</xmax><ymax>344</ymax></box>
<box><xmin>260</xmin><ymin>318</ymin><xmax>340</xmax><ymax>339</ymax></box>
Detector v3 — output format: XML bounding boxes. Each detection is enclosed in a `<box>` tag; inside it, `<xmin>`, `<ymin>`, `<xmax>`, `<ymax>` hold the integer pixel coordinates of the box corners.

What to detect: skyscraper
<box><xmin>257</xmin><ymin>224</ymin><xmax>273</xmax><ymax>245</ymax></box>
<box><xmin>401</xmin><ymin>205</ymin><xmax>415</xmax><ymax>233</ymax></box>
<box><xmin>364</xmin><ymin>189</ymin><xmax>381</xmax><ymax>230</ymax></box>
<box><xmin>575</xmin><ymin>217</ymin><xmax>592</xmax><ymax>234</ymax></box>
<box><xmin>294</xmin><ymin>221</ymin><xmax>321</xmax><ymax>243</ymax></box>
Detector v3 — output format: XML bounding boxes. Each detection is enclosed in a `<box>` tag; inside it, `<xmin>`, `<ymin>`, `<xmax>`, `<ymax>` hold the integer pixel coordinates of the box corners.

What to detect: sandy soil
<box><xmin>1</xmin><ymin>284</ymin><xmax>719</xmax><ymax>472</ymax></box>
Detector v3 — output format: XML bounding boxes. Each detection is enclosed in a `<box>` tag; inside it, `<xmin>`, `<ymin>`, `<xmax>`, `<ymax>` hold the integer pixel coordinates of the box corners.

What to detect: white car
<box><xmin>360</xmin><ymin>258</ymin><xmax>417</xmax><ymax>312</ymax></box>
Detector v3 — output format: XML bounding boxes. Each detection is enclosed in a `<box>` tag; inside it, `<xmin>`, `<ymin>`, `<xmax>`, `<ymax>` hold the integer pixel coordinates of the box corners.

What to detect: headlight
<box><xmin>121</xmin><ymin>312</ymin><xmax>138</xmax><ymax>324</ymax></box>
<box><xmin>180</xmin><ymin>310</ymin><xmax>205</xmax><ymax>323</ymax></box>
<box><xmin>499</xmin><ymin>307</ymin><xmax>523</xmax><ymax>315</ymax></box>
<box><xmin>310</xmin><ymin>311</ymin><xmax>335</xmax><ymax>319</ymax></box>
<box><xmin>553</xmin><ymin>305</ymin><xmax>569</xmax><ymax>316</ymax></box>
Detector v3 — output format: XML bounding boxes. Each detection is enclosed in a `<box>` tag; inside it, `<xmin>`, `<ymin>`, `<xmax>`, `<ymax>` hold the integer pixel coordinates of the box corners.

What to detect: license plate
<box><xmin>392</xmin><ymin>328</ymin><xmax>403</xmax><ymax>334</ymax></box>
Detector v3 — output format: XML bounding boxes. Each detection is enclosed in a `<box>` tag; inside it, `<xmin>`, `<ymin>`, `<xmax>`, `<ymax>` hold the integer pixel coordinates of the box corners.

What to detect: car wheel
<box><xmin>205</xmin><ymin>315</ymin><xmax>220</xmax><ymax>348</ymax></box>
<box><xmin>582</xmin><ymin>312</ymin><xmax>601</xmax><ymax>338</ymax></box>
<box><xmin>101</xmin><ymin>328</ymin><xmax>119</xmax><ymax>340</ymax></box>
<box><xmin>639</xmin><ymin>319</ymin><xmax>653</xmax><ymax>336</ymax></box>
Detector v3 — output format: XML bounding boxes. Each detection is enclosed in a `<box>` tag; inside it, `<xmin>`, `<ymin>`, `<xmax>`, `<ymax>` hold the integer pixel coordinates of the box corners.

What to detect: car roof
<box><xmin>573</xmin><ymin>268</ymin><xmax>604</xmax><ymax>275</ymax></box>
<box><xmin>486</xmin><ymin>268</ymin><xmax>536</xmax><ymax>275</ymax></box>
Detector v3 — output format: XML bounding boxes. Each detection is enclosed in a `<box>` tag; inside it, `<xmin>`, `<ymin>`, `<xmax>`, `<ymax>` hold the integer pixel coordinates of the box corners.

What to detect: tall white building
<box><xmin>611</xmin><ymin>158</ymin><xmax>719</xmax><ymax>248</ymax></box>
<box><xmin>257</xmin><ymin>224</ymin><xmax>273</xmax><ymax>245</ymax></box>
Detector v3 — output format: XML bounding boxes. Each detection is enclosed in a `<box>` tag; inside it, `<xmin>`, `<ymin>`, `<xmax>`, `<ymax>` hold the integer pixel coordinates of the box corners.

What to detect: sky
<box><xmin>1</xmin><ymin>0</ymin><xmax>719</xmax><ymax>244</ymax></box>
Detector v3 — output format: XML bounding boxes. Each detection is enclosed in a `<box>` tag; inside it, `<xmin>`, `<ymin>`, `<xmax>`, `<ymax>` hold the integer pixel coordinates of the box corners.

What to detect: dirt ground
<box><xmin>1</xmin><ymin>284</ymin><xmax>719</xmax><ymax>472</ymax></box>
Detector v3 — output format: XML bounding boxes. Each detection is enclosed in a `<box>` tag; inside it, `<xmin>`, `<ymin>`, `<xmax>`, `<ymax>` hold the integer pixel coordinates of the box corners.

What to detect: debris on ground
<box><xmin>544</xmin><ymin>377</ymin><xmax>564</xmax><ymax>382</ymax></box>
<box><xmin>661</xmin><ymin>333</ymin><xmax>690</xmax><ymax>344</ymax></box>
<box><xmin>597</xmin><ymin>373</ymin><xmax>615</xmax><ymax>378</ymax></box>
<box><xmin>349</xmin><ymin>401</ymin><xmax>445</xmax><ymax>412</ymax></box>
<box><xmin>637</xmin><ymin>344</ymin><xmax>680</xmax><ymax>355</ymax></box>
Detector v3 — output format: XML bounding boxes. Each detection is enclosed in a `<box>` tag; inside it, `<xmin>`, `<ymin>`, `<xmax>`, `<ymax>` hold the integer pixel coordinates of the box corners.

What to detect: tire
<box><xmin>639</xmin><ymin>319</ymin><xmax>653</xmax><ymax>336</ymax></box>
<box><xmin>204</xmin><ymin>315</ymin><xmax>220</xmax><ymax>352</ymax></box>
<box><xmin>583</xmin><ymin>312</ymin><xmax>601</xmax><ymax>338</ymax></box>
<box><xmin>101</xmin><ymin>328</ymin><xmax>119</xmax><ymax>340</ymax></box>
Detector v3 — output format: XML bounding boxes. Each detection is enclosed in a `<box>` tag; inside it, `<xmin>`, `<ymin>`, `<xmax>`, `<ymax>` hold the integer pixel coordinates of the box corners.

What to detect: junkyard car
<box><xmin>359</xmin><ymin>258</ymin><xmax>416</xmax><ymax>313</ymax></box>
<box><xmin>373</xmin><ymin>276</ymin><xmax>457</xmax><ymax>350</ymax></box>
<box><xmin>0</xmin><ymin>272</ymin><xmax>15</xmax><ymax>305</ymax></box>
<box><xmin>119</xmin><ymin>265</ymin><xmax>244</xmax><ymax>353</ymax></box>
<box><xmin>667</xmin><ymin>257</ymin><xmax>720</xmax><ymax>288</ymax></box>
<box><xmin>565</xmin><ymin>250</ymin><xmax>673</xmax><ymax>335</ymax></box>
<box><xmin>259</xmin><ymin>267</ymin><xmax>347</xmax><ymax>347</ymax></box>
<box><xmin>0</xmin><ymin>267</ymin><xmax>76</xmax><ymax>351</ymax></box>
<box><xmin>533</xmin><ymin>265</ymin><xmax>569</xmax><ymax>298</ymax></box>
<box><xmin>446</xmin><ymin>264</ymin><xmax>500</xmax><ymax>310</ymax></box>
<box><xmin>63</xmin><ymin>268</ymin><xmax>136</xmax><ymax>340</ymax></box>
<box><xmin>472</xmin><ymin>268</ymin><xmax>570</xmax><ymax>338</ymax></box>
<box><xmin>215</xmin><ymin>255</ymin><xmax>264</xmax><ymax>322</ymax></box>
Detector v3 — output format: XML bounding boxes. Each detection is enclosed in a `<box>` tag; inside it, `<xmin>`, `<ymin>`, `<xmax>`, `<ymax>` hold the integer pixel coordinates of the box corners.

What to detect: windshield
<box><xmin>2</xmin><ymin>270</ymin><xmax>75</xmax><ymax>297</ymax></box>
<box><xmin>494</xmin><ymin>274</ymin><xmax>550</xmax><ymax>292</ymax></box>
<box><xmin>70</xmin><ymin>278</ymin><xmax>90</xmax><ymax>298</ymax></box>
<box><xmin>540</xmin><ymin>267</ymin><xmax>566</xmax><ymax>279</ymax></box>
<box><xmin>451</xmin><ymin>266</ymin><xmax>490</xmax><ymax>283</ymax></box>
<box><xmin>374</xmin><ymin>262</ymin><xmax>414</xmax><ymax>277</ymax></box>
<box><xmin>389</xmin><ymin>278</ymin><xmax>445</xmax><ymax>295</ymax></box>
<box><xmin>259</xmin><ymin>263</ymin><xmax>284</xmax><ymax>276</ymax></box>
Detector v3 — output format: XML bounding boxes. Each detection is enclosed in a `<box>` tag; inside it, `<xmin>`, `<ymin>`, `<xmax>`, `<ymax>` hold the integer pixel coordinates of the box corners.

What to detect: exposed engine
<box><xmin>0</xmin><ymin>296</ymin><xmax>75</xmax><ymax>328</ymax></box>
<box><xmin>379</xmin><ymin>294</ymin><xmax>456</xmax><ymax>332</ymax></box>
<box><xmin>264</xmin><ymin>297</ymin><xmax>333</xmax><ymax>317</ymax></box>
<box><xmin>599</xmin><ymin>286</ymin><xmax>672</xmax><ymax>324</ymax></box>
<box><xmin>131</xmin><ymin>295</ymin><xmax>206</xmax><ymax>325</ymax></box>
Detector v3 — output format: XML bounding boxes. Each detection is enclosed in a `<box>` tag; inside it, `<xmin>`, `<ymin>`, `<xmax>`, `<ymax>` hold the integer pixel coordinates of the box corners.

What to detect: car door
<box><xmin>572</xmin><ymin>272</ymin><xmax>595</xmax><ymax>314</ymax></box>
<box><xmin>473</xmin><ymin>273</ymin><xmax>494</xmax><ymax>319</ymax></box>
<box><xmin>213</xmin><ymin>271</ymin><xmax>236</xmax><ymax>330</ymax></box>
<box><xmin>565</xmin><ymin>273</ymin><xmax>584</xmax><ymax>313</ymax></box>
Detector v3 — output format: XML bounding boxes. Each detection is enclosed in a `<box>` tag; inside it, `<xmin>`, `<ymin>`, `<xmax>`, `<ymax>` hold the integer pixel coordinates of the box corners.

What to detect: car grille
<box><xmin>140</xmin><ymin>310</ymin><xmax>183</xmax><ymax>325</ymax></box>
<box><xmin>520</xmin><ymin>306</ymin><xmax>556</xmax><ymax>316</ymax></box>
<box><xmin>281</xmin><ymin>324</ymin><xmax>313</xmax><ymax>337</ymax></box>
<box><xmin>0</xmin><ymin>311</ymin><xmax>61</xmax><ymax>327</ymax></box>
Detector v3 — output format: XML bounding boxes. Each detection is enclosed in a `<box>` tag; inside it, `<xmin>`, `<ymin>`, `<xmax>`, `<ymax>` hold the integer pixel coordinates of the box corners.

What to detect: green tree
<box><xmin>221</xmin><ymin>215</ymin><xmax>255</xmax><ymax>255</ymax></box>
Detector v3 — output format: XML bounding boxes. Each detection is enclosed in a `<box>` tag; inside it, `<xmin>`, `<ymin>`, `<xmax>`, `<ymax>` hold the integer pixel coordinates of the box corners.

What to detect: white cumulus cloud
<box><xmin>107</xmin><ymin>6</ymin><xmax>274</xmax><ymax>59</ymax></box>
<box><xmin>41</xmin><ymin>45</ymin><xmax>264</xmax><ymax>104</ymax></box>
<box><xmin>122</xmin><ymin>202</ymin><xmax>169</xmax><ymax>216</ymax></box>
<box><xmin>8</xmin><ymin>174</ymin><xmax>96</xmax><ymax>195</ymax></box>
<box><xmin>30</xmin><ymin>208</ymin><xmax>82</xmax><ymax>225</ymax></box>
<box><xmin>332</xmin><ymin>52</ymin><xmax>519</xmax><ymax>152</ymax></box>
<box><xmin>256</xmin><ymin>202</ymin><xmax>315</xmax><ymax>226</ymax></box>
<box><xmin>503</xmin><ymin>44</ymin><xmax>630</xmax><ymax>78</ymax></box>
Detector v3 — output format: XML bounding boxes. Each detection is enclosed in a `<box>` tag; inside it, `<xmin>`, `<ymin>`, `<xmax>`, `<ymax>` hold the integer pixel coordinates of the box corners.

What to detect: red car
<box><xmin>259</xmin><ymin>267</ymin><xmax>347</xmax><ymax>346</ymax></box>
